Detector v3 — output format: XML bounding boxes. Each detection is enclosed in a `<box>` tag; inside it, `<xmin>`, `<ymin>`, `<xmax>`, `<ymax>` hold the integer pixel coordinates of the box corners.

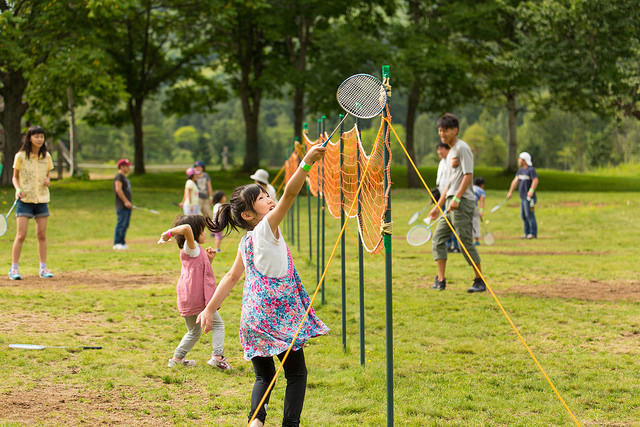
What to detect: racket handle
<box><xmin>81</xmin><ymin>346</ymin><xmax>102</xmax><ymax>349</ymax></box>
<box><xmin>321</xmin><ymin>113</ymin><xmax>350</xmax><ymax>147</ymax></box>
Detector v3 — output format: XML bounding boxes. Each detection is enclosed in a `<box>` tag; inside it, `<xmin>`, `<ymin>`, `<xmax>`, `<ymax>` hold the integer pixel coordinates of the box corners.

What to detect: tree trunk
<box><xmin>129</xmin><ymin>98</ymin><xmax>146</xmax><ymax>174</ymax></box>
<box><xmin>67</xmin><ymin>86</ymin><xmax>77</xmax><ymax>176</ymax></box>
<box><xmin>293</xmin><ymin>86</ymin><xmax>304</xmax><ymax>144</ymax></box>
<box><xmin>405</xmin><ymin>79</ymin><xmax>420</xmax><ymax>188</ymax></box>
<box><xmin>506</xmin><ymin>92</ymin><xmax>518</xmax><ymax>172</ymax></box>
<box><xmin>241</xmin><ymin>93</ymin><xmax>260</xmax><ymax>171</ymax></box>
<box><xmin>0</xmin><ymin>70</ymin><xmax>29</xmax><ymax>185</ymax></box>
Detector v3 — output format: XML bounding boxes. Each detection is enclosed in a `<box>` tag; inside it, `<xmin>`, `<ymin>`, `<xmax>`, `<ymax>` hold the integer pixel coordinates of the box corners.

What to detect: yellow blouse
<box><xmin>13</xmin><ymin>151</ymin><xmax>54</xmax><ymax>203</ymax></box>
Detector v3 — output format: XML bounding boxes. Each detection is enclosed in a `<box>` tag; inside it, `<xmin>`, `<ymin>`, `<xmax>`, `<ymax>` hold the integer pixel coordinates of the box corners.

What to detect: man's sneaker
<box><xmin>8</xmin><ymin>269</ymin><xmax>21</xmax><ymax>280</ymax></box>
<box><xmin>207</xmin><ymin>355</ymin><xmax>232</xmax><ymax>370</ymax></box>
<box><xmin>432</xmin><ymin>276</ymin><xmax>446</xmax><ymax>290</ymax></box>
<box><xmin>168</xmin><ymin>358</ymin><xmax>196</xmax><ymax>368</ymax></box>
<box><xmin>121</xmin><ymin>244</ymin><xmax>129</xmax><ymax>249</ymax></box>
<box><xmin>526</xmin><ymin>234</ymin><xmax>535</xmax><ymax>239</ymax></box>
<box><xmin>474</xmin><ymin>241</ymin><xmax>480</xmax><ymax>246</ymax></box>
<box><xmin>467</xmin><ymin>277</ymin><xmax>487</xmax><ymax>293</ymax></box>
<box><xmin>113</xmin><ymin>244</ymin><xmax>123</xmax><ymax>250</ymax></box>
<box><xmin>39</xmin><ymin>269</ymin><xmax>53</xmax><ymax>278</ymax></box>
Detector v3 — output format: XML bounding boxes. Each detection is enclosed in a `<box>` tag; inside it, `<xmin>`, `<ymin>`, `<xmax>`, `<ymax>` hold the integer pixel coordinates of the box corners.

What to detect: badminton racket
<box><xmin>321</xmin><ymin>74</ymin><xmax>387</xmax><ymax>147</ymax></box>
<box><xmin>406</xmin><ymin>210</ymin><xmax>447</xmax><ymax>246</ymax></box>
<box><xmin>0</xmin><ymin>198</ymin><xmax>19</xmax><ymax>237</ymax></box>
<box><xmin>408</xmin><ymin>206</ymin><xmax>428</xmax><ymax>225</ymax></box>
<box><xmin>133</xmin><ymin>205</ymin><xmax>160</xmax><ymax>214</ymax></box>
<box><xmin>482</xmin><ymin>218</ymin><xmax>495</xmax><ymax>245</ymax></box>
<box><xmin>9</xmin><ymin>344</ymin><xmax>102</xmax><ymax>350</ymax></box>
<box><xmin>490</xmin><ymin>198</ymin><xmax>508</xmax><ymax>213</ymax></box>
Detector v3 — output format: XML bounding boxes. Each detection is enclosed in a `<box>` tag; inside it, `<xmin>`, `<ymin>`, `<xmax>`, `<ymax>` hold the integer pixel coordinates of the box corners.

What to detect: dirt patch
<box><xmin>0</xmin><ymin>271</ymin><xmax>167</xmax><ymax>290</ymax></box>
<box><xmin>0</xmin><ymin>381</ymin><xmax>172</xmax><ymax>425</ymax></box>
<box><xmin>505</xmin><ymin>278</ymin><xmax>640</xmax><ymax>302</ymax></box>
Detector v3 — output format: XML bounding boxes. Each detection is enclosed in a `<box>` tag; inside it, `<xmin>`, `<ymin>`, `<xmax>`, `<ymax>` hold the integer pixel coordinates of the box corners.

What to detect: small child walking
<box><xmin>211</xmin><ymin>190</ymin><xmax>227</xmax><ymax>253</ymax></box>
<box><xmin>197</xmin><ymin>143</ymin><xmax>329</xmax><ymax>427</ymax></box>
<box><xmin>160</xmin><ymin>214</ymin><xmax>231</xmax><ymax>370</ymax></box>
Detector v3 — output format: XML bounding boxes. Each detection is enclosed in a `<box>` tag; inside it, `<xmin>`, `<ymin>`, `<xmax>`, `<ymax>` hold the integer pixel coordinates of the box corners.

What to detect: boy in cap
<box><xmin>113</xmin><ymin>159</ymin><xmax>133</xmax><ymax>250</ymax></box>
<box><xmin>250</xmin><ymin>168</ymin><xmax>278</xmax><ymax>202</ymax></box>
<box><xmin>506</xmin><ymin>152</ymin><xmax>539</xmax><ymax>239</ymax></box>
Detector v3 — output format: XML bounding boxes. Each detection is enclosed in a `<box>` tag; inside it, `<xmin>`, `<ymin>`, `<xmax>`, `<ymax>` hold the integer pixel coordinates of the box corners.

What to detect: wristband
<box><xmin>166</xmin><ymin>231</ymin><xmax>172</xmax><ymax>238</ymax></box>
<box><xmin>452</xmin><ymin>196</ymin><xmax>461</xmax><ymax>203</ymax></box>
<box><xmin>16</xmin><ymin>188</ymin><xmax>22</xmax><ymax>193</ymax></box>
<box><xmin>299</xmin><ymin>160</ymin><xmax>312</xmax><ymax>172</ymax></box>
<box><xmin>479</xmin><ymin>208</ymin><xmax>484</xmax><ymax>212</ymax></box>
<box><xmin>528</xmin><ymin>189</ymin><xmax>534</xmax><ymax>194</ymax></box>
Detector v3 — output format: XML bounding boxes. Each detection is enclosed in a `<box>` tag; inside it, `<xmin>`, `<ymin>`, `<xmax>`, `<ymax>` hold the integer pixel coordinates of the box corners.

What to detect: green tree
<box><xmin>520</xmin><ymin>0</ymin><xmax>640</xmax><ymax>122</ymax></box>
<box><xmin>0</xmin><ymin>0</ymin><xmax>108</xmax><ymax>184</ymax></box>
<box><xmin>86</xmin><ymin>0</ymin><xmax>226</xmax><ymax>174</ymax></box>
<box><xmin>462</xmin><ymin>123</ymin><xmax>506</xmax><ymax>167</ymax></box>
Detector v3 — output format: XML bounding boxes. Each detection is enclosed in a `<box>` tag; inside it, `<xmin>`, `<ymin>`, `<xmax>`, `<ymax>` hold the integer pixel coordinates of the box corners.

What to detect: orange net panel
<box><xmin>287</xmin><ymin>116</ymin><xmax>391</xmax><ymax>254</ymax></box>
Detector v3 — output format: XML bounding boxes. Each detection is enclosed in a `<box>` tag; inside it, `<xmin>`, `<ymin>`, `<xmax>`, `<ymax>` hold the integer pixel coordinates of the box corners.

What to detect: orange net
<box><xmin>284</xmin><ymin>116</ymin><xmax>391</xmax><ymax>254</ymax></box>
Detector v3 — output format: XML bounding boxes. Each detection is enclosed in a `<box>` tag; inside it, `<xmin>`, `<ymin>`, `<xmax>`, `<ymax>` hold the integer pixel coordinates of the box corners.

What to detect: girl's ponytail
<box><xmin>209</xmin><ymin>184</ymin><xmax>265</xmax><ymax>235</ymax></box>
<box><xmin>210</xmin><ymin>202</ymin><xmax>240</xmax><ymax>236</ymax></box>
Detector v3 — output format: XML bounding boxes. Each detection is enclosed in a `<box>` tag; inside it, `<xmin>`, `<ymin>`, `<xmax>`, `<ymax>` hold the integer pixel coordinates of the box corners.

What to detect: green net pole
<box><xmin>381</xmin><ymin>64</ymin><xmax>394</xmax><ymax>427</ymax></box>
<box><xmin>321</xmin><ymin>115</ymin><xmax>326</xmax><ymax>305</ymax></box>
<box><xmin>304</xmin><ymin>123</ymin><xmax>312</xmax><ymax>263</ymax></box>
<box><xmin>356</xmin><ymin>117</ymin><xmax>365</xmax><ymax>366</ymax></box>
<box><xmin>317</xmin><ymin>118</ymin><xmax>322</xmax><ymax>304</ymax></box>
<box><xmin>339</xmin><ymin>114</ymin><xmax>347</xmax><ymax>351</ymax></box>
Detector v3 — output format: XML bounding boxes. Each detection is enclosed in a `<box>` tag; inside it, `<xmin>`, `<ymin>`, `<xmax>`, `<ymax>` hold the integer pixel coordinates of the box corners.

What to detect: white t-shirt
<box><xmin>184</xmin><ymin>180</ymin><xmax>199</xmax><ymax>208</ymax></box>
<box><xmin>445</xmin><ymin>139</ymin><xmax>475</xmax><ymax>201</ymax></box>
<box><xmin>436</xmin><ymin>158</ymin><xmax>448</xmax><ymax>193</ymax></box>
<box><xmin>266</xmin><ymin>184</ymin><xmax>278</xmax><ymax>202</ymax></box>
<box><xmin>239</xmin><ymin>216</ymin><xmax>288</xmax><ymax>278</ymax></box>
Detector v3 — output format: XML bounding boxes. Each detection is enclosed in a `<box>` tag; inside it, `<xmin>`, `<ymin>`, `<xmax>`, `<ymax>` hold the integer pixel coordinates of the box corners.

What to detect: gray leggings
<box><xmin>173</xmin><ymin>312</ymin><xmax>225</xmax><ymax>359</ymax></box>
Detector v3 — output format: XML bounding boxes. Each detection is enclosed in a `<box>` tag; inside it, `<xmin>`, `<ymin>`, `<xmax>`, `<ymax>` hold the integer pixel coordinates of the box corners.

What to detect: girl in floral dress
<box><xmin>197</xmin><ymin>143</ymin><xmax>329</xmax><ymax>427</ymax></box>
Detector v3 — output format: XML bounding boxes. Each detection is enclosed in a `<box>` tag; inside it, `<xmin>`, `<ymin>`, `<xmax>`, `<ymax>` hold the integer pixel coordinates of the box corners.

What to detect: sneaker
<box><xmin>8</xmin><ymin>269</ymin><xmax>21</xmax><ymax>280</ymax></box>
<box><xmin>474</xmin><ymin>241</ymin><xmax>480</xmax><ymax>246</ymax></box>
<box><xmin>39</xmin><ymin>269</ymin><xmax>54</xmax><ymax>278</ymax></box>
<box><xmin>113</xmin><ymin>244</ymin><xmax>124</xmax><ymax>250</ymax></box>
<box><xmin>207</xmin><ymin>355</ymin><xmax>232</xmax><ymax>370</ymax></box>
<box><xmin>467</xmin><ymin>277</ymin><xmax>487</xmax><ymax>293</ymax></box>
<box><xmin>168</xmin><ymin>358</ymin><xmax>196</xmax><ymax>368</ymax></box>
<box><xmin>526</xmin><ymin>234</ymin><xmax>535</xmax><ymax>239</ymax></box>
<box><xmin>215</xmin><ymin>248</ymin><xmax>222</xmax><ymax>253</ymax></box>
<box><xmin>432</xmin><ymin>275</ymin><xmax>446</xmax><ymax>291</ymax></box>
<box><xmin>520</xmin><ymin>235</ymin><xmax>528</xmax><ymax>239</ymax></box>
<box><xmin>121</xmin><ymin>244</ymin><xmax>129</xmax><ymax>250</ymax></box>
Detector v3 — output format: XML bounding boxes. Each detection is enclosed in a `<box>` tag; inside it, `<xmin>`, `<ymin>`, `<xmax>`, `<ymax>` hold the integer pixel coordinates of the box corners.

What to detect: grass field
<box><xmin>0</xmin><ymin>167</ymin><xmax>639</xmax><ymax>426</ymax></box>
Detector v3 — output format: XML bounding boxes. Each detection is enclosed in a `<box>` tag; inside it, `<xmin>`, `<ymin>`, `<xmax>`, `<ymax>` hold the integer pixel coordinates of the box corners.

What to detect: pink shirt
<box><xmin>176</xmin><ymin>244</ymin><xmax>217</xmax><ymax>316</ymax></box>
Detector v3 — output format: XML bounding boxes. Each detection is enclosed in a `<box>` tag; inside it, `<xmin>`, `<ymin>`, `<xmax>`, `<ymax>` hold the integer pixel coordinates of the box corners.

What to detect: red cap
<box><xmin>117</xmin><ymin>158</ymin><xmax>133</xmax><ymax>168</ymax></box>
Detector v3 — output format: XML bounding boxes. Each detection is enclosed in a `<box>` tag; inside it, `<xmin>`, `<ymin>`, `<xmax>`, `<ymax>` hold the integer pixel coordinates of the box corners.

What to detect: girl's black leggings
<box><xmin>249</xmin><ymin>348</ymin><xmax>307</xmax><ymax>427</ymax></box>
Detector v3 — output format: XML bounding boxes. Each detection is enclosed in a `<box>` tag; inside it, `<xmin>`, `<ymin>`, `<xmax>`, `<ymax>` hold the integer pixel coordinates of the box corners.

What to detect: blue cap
<box><xmin>194</xmin><ymin>160</ymin><xmax>205</xmax><ymax>167</ymax></box>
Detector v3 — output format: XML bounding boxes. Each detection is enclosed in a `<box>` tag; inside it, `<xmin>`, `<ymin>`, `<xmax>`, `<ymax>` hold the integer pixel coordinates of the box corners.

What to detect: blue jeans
<box><xmin>114</xmin><ymin>208</ymin><xmax>131</xmax><ymax>245</ymax></box>
<box><xmin>520</xmin><ymin>196</ymin><xmax>537</xmax><ymax>237</ymax></box>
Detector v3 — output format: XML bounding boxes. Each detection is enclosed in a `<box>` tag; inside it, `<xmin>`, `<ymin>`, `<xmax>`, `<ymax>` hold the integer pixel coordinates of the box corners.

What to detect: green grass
<box><xmin>0</xmin><ymin>169</ymin><xmax>639</xmax><ymax>425</ymax></box>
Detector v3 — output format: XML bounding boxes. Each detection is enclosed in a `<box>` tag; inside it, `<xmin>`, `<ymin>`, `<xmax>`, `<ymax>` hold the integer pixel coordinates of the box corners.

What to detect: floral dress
<box><xmin>240</xmin><ymin>235</ymin><xmax>329</xmax><ymax>360</ymax></box>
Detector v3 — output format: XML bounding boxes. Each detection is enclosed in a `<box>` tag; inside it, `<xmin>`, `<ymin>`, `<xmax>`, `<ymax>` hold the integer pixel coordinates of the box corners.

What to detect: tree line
<box><xmin>1</xmin><ymin>0</ymin><xmax>638</xmax><ymax>186</ymax></box>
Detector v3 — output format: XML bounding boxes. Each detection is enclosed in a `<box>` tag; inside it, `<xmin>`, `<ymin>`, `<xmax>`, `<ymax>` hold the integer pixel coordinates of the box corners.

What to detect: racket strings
<box><xmin>336</xmin><ymin>74</ymin><xmax>387</xmax><ymax>119</ymax></box>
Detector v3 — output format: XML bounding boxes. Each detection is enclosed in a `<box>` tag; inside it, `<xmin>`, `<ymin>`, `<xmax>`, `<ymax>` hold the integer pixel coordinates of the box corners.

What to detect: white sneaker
<box><xmin>207</xmin><ymin>355</ymin><xmax>232</xmax><ymax>370</ymax></box>
<box><xmin>113</xmin><ymin>244</ymin><xmax>124</xmax><ymax>250</ymax></box>
<box><xmin>121</xmin><ymin>244</ymin><xmax>129</xmax><ymax>250</ymax></box>
<box><xmin>168</xmin><ymin>358</ymin><xmax>196</xmax><ymax>368</ymax></box>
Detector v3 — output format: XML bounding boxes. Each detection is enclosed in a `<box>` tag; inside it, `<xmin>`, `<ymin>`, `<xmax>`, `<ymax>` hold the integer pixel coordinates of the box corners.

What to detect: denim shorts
<box><xmin>16</xmin><ymin>200</ymin><xmax>50</xmax><ymax>218</ymax></box>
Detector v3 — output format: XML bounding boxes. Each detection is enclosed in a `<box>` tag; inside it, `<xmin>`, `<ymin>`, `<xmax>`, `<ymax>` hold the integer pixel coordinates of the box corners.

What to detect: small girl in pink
<box><xmin>159</xmin><ymin>214</ymin><xmax>231</xmax><ymax>370</ymax></box>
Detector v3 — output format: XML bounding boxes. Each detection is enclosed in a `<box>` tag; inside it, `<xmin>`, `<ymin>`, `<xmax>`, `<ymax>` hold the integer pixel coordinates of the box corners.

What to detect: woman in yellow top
<box><xmin>10</xmin><ymin>126</ymin><xmax>54</xmax><ymax>280</ymax></box>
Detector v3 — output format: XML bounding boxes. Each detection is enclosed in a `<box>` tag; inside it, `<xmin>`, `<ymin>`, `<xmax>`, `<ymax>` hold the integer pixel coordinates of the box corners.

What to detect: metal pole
<box><xmin>356</xmin><ymin>117</ymin><xmax>365</xmax><ymax>367</ymax></box>
<box><xmin>340</xmin><ymin>114</ymin><xmax>347</xmax><ymax>351</ymax></box>
<box><xmin>304</xmin><ymin>123</ymin><xmax>312</xmax><ymax>263</ymax></box>
<box><xmin>317</xmin><ymin>118</ymin><xmax>322</xmax><ymax>303</ymax></box>
<box><xmin>321</xmin><ymin>115</ymin><xmax>326</xmax><ymax>306</ymax></box>
<box><xmin>381</xmin><ymin>64</ymin><xmax>394</xmax><ymax>427</ymax></box>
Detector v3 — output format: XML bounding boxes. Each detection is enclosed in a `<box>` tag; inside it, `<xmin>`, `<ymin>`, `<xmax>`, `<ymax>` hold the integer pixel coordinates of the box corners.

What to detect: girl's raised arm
<box><xmin>266</xmin><ymin>144</ymin><xmax>326</xmax><ymax>234</ymax></box>
<box><xmin>197</xmin><ymin>250</ymin><xmax>245</xmax><ymax>333</ymax></box>
<box><xmin>160</xmin><ymin>224</ymin><xmax>197</xmax><ymax>250</ymax></box>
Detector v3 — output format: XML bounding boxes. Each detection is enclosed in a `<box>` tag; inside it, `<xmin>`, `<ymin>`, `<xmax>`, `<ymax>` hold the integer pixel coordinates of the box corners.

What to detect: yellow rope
<box><xmin>247</xmin><ymin>135</ymin><xmax>383</xmax><ymax>426</ymax></box>
<box><xmin>384</xmin><ymin>117</ymin><xmax>582</xmax><ymax>427</ymax></box>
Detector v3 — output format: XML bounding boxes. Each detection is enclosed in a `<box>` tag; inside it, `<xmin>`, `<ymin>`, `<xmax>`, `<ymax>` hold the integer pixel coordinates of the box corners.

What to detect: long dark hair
<box><xmin>171</xmin><ymin>214</ymin><xmax>215</xmax><ymax>249</ymax></box>
<box><xmin>20</xmin><ymin>126</ymin><xmax>47</xmax><ymax>159</ymax></box>
<box><xmin>213</xmin><ymin>184</ymin><xmax>266</xmax><ymax>235</ymax></box>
